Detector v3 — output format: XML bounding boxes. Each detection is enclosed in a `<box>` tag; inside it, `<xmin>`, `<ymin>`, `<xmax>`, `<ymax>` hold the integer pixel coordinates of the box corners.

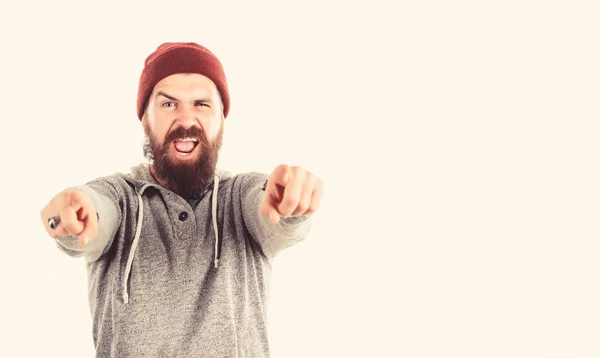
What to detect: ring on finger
<box><xmin>48</xmin><ymin>216</ymin><xmax>60</xmax><ymax>230</ymax></box>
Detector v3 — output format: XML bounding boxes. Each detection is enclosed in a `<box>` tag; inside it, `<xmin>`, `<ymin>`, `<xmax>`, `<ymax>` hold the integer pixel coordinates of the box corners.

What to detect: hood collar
<box><xmin>121</xmin><ymin>163</ymin><xmax>232</xmax><ymax>195</ymax></box>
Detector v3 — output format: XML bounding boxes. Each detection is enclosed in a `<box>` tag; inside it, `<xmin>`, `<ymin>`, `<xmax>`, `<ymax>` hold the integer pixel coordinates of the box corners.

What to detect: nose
<box><xmin>177</xmin><ymin>106</ymin><xmax>197</xmax><ymax>129</ymax></box>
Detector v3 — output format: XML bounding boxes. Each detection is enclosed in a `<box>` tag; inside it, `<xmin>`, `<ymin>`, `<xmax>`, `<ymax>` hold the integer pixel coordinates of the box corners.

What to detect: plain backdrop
<box><xmin>1</xmin><ymin>1</ymin><xmax>599</xmax><ymax>357</ymax></box>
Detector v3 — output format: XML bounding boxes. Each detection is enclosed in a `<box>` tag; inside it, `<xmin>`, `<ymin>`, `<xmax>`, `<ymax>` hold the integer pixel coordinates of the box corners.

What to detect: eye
<box><xmin>195</xmin><ymin>102</ymin><xmax>210</xmax><ymax>108</ymax></box>
<box><xmin>162</xmin><ymin>101</ymin><xmax>176</xmax><ymax>108</ymax></box>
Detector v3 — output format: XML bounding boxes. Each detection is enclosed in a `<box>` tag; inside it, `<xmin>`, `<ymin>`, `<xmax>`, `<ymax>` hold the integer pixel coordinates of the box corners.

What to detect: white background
<box><xmin>1</xmin><ymin>1</ymin><xmax>599</xmax><ymax>357</ymax></box>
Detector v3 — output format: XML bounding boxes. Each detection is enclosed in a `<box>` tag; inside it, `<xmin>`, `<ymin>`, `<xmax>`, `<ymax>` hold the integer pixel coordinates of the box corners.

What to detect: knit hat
<box><xmin>136</xmin><ymin>42</ymin><xmax>230</xmax><ymax>120</ymax></box>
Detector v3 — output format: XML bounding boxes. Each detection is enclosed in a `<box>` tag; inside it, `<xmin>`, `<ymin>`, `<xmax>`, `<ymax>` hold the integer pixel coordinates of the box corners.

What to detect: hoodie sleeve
<box><xmin>55</xmin><ymin>179</ymin><xmax>122</xmax><ymax>262</ymax></box>
<box><xmin>240</xmin><ymin>173</ymin><xmax>313</xmax><ymax>259</ymax></box>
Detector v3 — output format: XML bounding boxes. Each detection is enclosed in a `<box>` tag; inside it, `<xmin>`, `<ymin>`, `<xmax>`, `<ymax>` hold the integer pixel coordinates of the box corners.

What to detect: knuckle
<box><xmin>69</xmin><ymin>189</ymin><xmax>82</xmax><ymax>202</ymax></box>
<box><xmin>313</xmin><ymin>178</ymin><xmax>323</xmax><ymax>191</ymax></box>
<box><xmin>296</xmin><ymin>200</ymin><xmax>309</xmax><ymax>213</ymax></box>
<box><xmin>58</xmin><ymin>191</ymin><xmax>69</xmax><ymax>201</ymax></box>
<box><xmin>291</xmin><ymin>166</ymin><xmax>305</xmax><ymax>176</ymax></box>
<box><xmin>305</xmin><ymin>177</ymin><xmax>317</xmax><ymax>190</ymax></box>
<box><xmin>277</xmin><ymin>164</ymin><xmax>290</xmax><ymax>175</ymax></box>
<box><xmin>282</xmin><ymin>196</ymin><xmax>299</xmax><ymax>208</ymax></box>
<box><xmin>51</xmin><ymin>196</ymin><xmax>63</xmax><ymax>209</ymax></box>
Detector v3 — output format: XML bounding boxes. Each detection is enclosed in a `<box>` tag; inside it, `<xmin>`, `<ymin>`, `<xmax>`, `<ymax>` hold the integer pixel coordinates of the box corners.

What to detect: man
<box><xmin>40</xmin><ymin>42</ymin><xmax>323</xmax><ymax>357</ymax></box>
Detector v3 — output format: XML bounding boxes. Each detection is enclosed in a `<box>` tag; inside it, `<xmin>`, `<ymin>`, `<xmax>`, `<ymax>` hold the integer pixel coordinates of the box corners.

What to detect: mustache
<box><xmin>164</xmin><ymin>126</ymin><xmax>208</xmax><ymax>146</ymax></box>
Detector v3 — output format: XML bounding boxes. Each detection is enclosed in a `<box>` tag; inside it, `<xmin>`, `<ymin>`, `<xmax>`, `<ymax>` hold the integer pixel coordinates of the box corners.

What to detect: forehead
<box><xmin>152</xmin><ymin>73</ymin><xmax>218</xmax><ymax>97</ymax></box>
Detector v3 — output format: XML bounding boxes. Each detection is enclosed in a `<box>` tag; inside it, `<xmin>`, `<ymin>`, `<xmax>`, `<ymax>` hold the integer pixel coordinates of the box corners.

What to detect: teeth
<box><xmin>176</xmin><ymin>137</ymin><xmax>198</xmax><ymax>142</ymax></box>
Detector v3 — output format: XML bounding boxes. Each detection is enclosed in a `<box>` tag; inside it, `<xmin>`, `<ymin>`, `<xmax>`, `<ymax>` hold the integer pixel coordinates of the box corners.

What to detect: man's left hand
<box><xmin>260</xmin><ymin>165</ymin><xmax>323</xmax><ymax>224</ymax></box>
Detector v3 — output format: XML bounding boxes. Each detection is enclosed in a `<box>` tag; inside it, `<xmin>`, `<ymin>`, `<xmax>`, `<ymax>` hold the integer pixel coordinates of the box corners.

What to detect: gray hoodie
<box><xmin>55</xmin><ymin>163</ymin><xmax>311</xmax><ymax>357</ymax></box>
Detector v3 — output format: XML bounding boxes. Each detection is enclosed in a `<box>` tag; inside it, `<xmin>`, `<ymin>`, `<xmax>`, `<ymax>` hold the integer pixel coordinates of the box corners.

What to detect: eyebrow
<box><xmin>156</xmin><ymin>91</ymin><xmax>213</xmax><ymax>104</ymax></box>
<box><xmin>156</xmin><ymin>91</ymin><xmax>179</xmax><ymax>101</ymax></box>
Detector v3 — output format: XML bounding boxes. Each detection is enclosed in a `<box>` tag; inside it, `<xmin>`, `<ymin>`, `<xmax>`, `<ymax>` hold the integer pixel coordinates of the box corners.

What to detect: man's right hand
<box><xmin>40</xmin><ymin>189</ymin><xmax>98</xmax><ymax>246</ymax></box>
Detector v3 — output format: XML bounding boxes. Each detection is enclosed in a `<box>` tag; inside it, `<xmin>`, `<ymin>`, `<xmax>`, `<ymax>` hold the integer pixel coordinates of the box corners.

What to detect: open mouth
<box><xmin>173</xmin><ymin>137</ymin><xmax>199</xmax><ymax>157</ymax></box>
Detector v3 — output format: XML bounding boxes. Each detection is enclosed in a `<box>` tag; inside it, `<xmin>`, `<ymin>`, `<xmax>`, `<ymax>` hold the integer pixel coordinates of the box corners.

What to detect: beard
<box><xmin>143</xmin><ymin>121</ymin><xmax>223</xmax><ymax>198</ymax></box>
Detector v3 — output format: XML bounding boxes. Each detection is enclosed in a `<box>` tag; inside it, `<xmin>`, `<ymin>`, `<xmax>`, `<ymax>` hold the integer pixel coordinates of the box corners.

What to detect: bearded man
<box><xmin>40</xmin><ymin>42</ymin><xmax>323</xmax><ymax>358</ymax></box>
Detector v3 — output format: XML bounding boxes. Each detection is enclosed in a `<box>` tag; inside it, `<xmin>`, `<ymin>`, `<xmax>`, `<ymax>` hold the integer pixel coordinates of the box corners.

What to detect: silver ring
<box><xmin>48</xmin><ymin>216</ymin><xmax>60</xmax><ymax>230</ymax></box>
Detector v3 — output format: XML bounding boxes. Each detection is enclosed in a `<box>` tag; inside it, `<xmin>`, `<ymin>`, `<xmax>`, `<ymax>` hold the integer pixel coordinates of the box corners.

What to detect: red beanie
<box><xmin>136</xmin><ymin>42</ymin><xmax>230</xmax><ymax>120</ymax></box>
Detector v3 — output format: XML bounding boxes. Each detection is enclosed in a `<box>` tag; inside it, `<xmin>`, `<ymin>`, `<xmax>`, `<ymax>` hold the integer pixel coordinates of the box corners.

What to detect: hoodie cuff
<box><xmin>55</xmin><ymin>185</ymin><xmax>120</xmax><ymax>262</ymax></box>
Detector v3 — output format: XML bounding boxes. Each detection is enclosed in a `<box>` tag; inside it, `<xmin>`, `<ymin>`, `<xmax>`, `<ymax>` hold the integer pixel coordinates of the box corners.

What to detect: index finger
<box><xmin>270</xmin><ymin>165</ymin><xmax>290</xmax><ymax>187</ymax></box>
<box><xmin>66</xmin><ymin>189</ymin><xmax>87</xmax><ymax>212</ymax></box>
<box><xmin>68</xmin><ymin>190</ymin><xmax>97</xmax><ymax>244</ymax></box>
<box><xmin>277</xmin><ymin>167</ymin><xmax>305</xmax><ymax>216</ymax></box>
<box><xmin>78</xmin><ymin>205</ymin><xmax>98</xmax><ymax>245</ymax></box>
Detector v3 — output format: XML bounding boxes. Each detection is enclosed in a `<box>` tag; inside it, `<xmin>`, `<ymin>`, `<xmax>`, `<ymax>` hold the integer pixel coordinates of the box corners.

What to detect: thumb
<box><xmin>260</xmin><ymin>195</ymin><xmax>281</xmax><ymax>224</ymax></box>
<box><xmin>78</xmin><ymin>213</ymin><xmax>98</xmax><ymax>246</ymax></box>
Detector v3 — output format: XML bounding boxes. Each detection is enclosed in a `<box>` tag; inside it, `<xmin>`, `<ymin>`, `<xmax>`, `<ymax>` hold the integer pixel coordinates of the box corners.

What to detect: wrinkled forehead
<box><xmin>152</xmin><ymin>73</ymin><xmax>219</xmax><ymax>100</ymax></box>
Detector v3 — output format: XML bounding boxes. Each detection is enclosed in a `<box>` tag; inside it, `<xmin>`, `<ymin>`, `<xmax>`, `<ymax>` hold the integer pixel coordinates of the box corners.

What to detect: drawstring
<box><xmin>123</xmin><ymin>188</ymin><xmax>144</xmax><ymax>304</ymax></box>
<box><xmin>212</xmin><ymin>175</ymin><xmax>220</xmax><ymax>268</ymax></box>
<box><xmin>122</xmin><ymin>175</ymin><xmax>222</xmax><ymax>304</ymax></box>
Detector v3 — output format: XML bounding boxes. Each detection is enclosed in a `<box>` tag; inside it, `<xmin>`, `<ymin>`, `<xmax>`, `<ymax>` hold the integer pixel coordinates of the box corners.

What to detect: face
<box><xmin>142</xmin><ymin>73</ymin><xmax>224</xmax><ymax>198</ymax></box>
